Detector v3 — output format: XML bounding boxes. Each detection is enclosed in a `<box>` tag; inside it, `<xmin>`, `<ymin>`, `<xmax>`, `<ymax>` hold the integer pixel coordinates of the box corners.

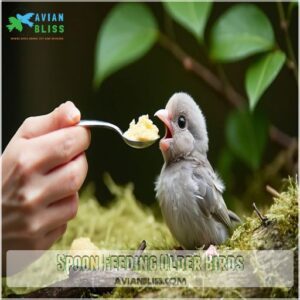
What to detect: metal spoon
<box><xmin>78</xmin><ymin>120</ymin><xmax>158</xmax><ymax>149</ymax></box>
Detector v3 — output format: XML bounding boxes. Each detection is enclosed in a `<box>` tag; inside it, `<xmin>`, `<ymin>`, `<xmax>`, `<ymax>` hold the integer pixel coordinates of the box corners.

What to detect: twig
<box><xmin>266</xmin><ymin>185</ymin><xmax>281</xmax><ymax>198</ymax></box>
<box><xmin>287</xmin><ymin>1</ymin><xmax>296</xmax><ymax>24</ymax></box>
<box><xmin>158</xmin><ymin>33</ymin><xmax>296</xmax><ymax>148</ymax></box>
<box><xmin>132</xmin><ymin>240</ymin><xmax>147</xmax><ymax>267</ymax></box>
<box><xmin>276</xmin><ymin>1</ymin><xmax>298</xmax><ymax>82</ymax></box>
<box><xmin>253</xmin><ymin>203</ymin><xmax>270</xmax><ymax>227</ymax></box>
<box><xmin>159</xmin><ymin>33</ymin><xmax>244</xmax><ymax>108</ymax></box>
<box><xmin>163</xmin><ymin>9</ymin><xmax>176</xmax><ymax>41</ymax></box>
<box><xmin>136</xmin><ymin>240</ymin><xmax>147</xmax><ymax>252</ymax></box>
<box><xmin>269</xmin><ymin>125</ymin><xmax>296</xmax><ymax>149</ymax></box>
<box><xmin>263</xmin><ymin>138</ymin><xmax>298</xmax><ymax>178</ymax></box>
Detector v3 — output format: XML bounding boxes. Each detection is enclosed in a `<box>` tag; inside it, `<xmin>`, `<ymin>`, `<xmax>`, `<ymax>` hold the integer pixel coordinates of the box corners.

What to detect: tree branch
<box><xmin>276</xmin><ymin>1</ymin><xmax>298</xmax><ymax>82</ymax></box>
<box><xmin>158</xmin><ymin>33</ymin><xmax>296</xmax><ymax>149</ymax></box>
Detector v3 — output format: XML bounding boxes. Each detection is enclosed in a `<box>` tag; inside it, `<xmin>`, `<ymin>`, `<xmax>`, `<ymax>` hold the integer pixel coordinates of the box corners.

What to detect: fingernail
<box><xmin>68</xmin><ymin>107</ymin><xmax>81</xmax><ymax>123</ymax></box>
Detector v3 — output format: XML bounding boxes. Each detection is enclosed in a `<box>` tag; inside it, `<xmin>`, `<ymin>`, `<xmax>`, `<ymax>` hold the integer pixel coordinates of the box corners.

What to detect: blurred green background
<box><xmin>2</xmin><ymin>2</ymin><xmax>298</xmax><ymax>213</ymax></box>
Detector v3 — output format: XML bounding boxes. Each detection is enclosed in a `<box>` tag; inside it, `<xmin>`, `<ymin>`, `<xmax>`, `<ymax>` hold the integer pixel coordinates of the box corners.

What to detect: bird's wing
<box><xmin>6</xmin><ymin>24</ymin><xmax>14</xmax><ymax>32</ymax></box>
<box><xmin>228</xmin><ymin>209</ymin><xmax>241</xmax><ymax>223</ymax></box>
<box><xmin>15</xmin><ymin>19</ymin><xmax>23</xmax><ymax>32</ymax></box>
<box><xmin>23</xmin><ymin>13</ymin><xmax>34</xmax><ymax>20</ymax></box>
<box><xmin>192</xmin><ymin>163</ymin><xmax>232</xmax><ymax>229</ymax></box>
<box><xmin>8</xmin><ymin>16</ymin><xmax>17</xmax><ymax>24</ymax></box>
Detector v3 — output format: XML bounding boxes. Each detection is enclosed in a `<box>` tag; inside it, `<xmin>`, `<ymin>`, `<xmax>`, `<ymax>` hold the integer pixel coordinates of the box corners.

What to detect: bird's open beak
<box><xmin>154</xmin><ymin>109</ymin><xmax>173</xmax><ymax>152</ymax></box>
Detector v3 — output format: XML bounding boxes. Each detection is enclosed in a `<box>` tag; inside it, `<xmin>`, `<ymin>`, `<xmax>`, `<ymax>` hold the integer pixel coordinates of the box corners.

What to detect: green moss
<box><xmin>53</xmin><ymin>174</ymin><xmax>176</xmax><ymax>251</ymax></box>
<box><xmin>227</xmin><ymin>177</ymin><xmax>298</xmax><ymax>250</ymax></box>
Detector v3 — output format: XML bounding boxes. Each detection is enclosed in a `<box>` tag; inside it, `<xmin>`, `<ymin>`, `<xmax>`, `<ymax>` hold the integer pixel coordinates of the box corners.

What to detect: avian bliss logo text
<box><xmin>6</xmin><ymin>12</ymin><xmax>64</xmax><ymax>34</ymax></box>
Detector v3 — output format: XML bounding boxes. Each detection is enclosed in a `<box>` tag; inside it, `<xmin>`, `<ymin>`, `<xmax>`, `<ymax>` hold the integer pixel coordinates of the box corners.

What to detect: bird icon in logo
<box><xmin>6</xmin><ymin>13</ymin><xmax>34</xmax><ymax>32</ymax></box>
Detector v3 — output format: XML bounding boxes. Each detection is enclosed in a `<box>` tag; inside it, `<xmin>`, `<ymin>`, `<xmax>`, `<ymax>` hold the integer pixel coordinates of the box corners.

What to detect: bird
<box><xmin>6</xmin><ymin>17</ymin><xmax>23</xmax><ymax>32</ymax></box>
<box><xmin>16</xmin><ymin>13</ymin><xmax>34</xmax><ymax>27</ymax></box>
<box><xmin>155</xmin><ymin>92</ymin><xmax>240</xmax><ymax>252</ymax></box>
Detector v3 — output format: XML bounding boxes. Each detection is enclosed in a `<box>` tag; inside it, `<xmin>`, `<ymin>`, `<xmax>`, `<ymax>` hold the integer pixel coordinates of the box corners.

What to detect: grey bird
<box><xmin>155</xmin><ymin>92</ymin><xmax>240</xmax><ymax>251</ymax></box>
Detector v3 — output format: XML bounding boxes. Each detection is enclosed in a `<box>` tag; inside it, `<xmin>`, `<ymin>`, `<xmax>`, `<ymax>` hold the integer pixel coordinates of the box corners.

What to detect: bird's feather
<box><xmin>192</xmin><ymin>162</ymin><xmax>232</xmax><ymax>229</ymax></box>
<box><xmin>23</xmin><ymin>13</ymin><xmax>34</xmax><ymax>19</ymax></box>
<box><xmin>228</xmin><ymin>210</ymin><xmax>241</xmax><ymax>223</ymax></box>
<box><xmin>6</xmin><ymin>24</ymin><xmax>14</xmax><ymax>32</ymax></box>
<box><xmin>8</xmin><ymin>17</ymin><xmax>17</xmax><ymax>23</ymax></box>
<box><xmin>15</xmin><ymin>21</ymin><xmax>23</xmax><ymax>31</ymax></box>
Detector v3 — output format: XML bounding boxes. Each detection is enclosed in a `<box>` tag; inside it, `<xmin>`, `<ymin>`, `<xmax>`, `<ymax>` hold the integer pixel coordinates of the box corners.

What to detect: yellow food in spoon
<box><xmin>123</xmin><ymin>115</ymin><xmax>159</xmax><ymax>141</ymax></box>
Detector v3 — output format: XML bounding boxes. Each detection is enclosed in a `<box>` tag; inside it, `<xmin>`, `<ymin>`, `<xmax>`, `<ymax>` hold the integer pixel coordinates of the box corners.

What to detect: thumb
<box><xmin>17</xmin><ymin>101</ymin><xmax>81</xmax><ymax>139</ymax></box>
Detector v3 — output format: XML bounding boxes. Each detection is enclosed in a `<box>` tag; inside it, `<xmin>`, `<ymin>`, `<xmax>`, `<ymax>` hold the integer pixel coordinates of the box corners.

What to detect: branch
<box><xmin>276</xmin><ymin>1</ymin><xmax>298</xmax><ymax>82</ymax></box>
<box><xmin>266</xmin><ymin>185</ymin><xmax>281</xmax><ymax>198</ymax></box>
<box><xmin>252</xmin><ymin>202</ymin><xmax>270</xmax><ymax>227</ymax></box>
<box><xmin>159</xmin><ymin>33</ymin><xmax>243</xmax><ymax>108</ymax></box>
<box><xmin>158</xmin><ymin>33</ymin><xmax>296</xmax><ymax>149</ymax></box>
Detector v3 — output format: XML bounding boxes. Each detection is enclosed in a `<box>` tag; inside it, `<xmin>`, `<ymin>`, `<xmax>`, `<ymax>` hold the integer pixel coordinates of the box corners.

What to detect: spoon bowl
<box><xmin>78</xmin><ymin>120</ymin><xmax>158</xmax><ymax>149</ymax></box>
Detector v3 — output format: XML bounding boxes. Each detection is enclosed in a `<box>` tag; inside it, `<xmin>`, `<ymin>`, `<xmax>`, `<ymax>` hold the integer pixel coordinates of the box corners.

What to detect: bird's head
<box><xmin>155</xmin><ymin>92</ymin><xmax>208</xmax><ymax>163</ymax></box>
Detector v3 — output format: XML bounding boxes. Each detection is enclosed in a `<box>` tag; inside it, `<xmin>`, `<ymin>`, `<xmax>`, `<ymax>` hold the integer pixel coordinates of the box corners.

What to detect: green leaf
<box><xmin>226</xmin><ymin>109</ymin><xmax>268</xmax><ymax>170</ymax></box>
<box><xmin>163</xmin><ymin>1</ymin><xmax>212</xmax><ymax>42</ymax></box>
<box><xmin>246</xmin><ymin>50</ymin><xmax>286</xmax><ymax>111</ymax></box>
<box><xmin>94</xmin><ymin>3</ymin><xmax>158</xmax><ymax>87</ymax></box>
<box><xmin>210</xmin><ymin>4</ymin><xmax>275</xmax><ymax>62</ymax></box>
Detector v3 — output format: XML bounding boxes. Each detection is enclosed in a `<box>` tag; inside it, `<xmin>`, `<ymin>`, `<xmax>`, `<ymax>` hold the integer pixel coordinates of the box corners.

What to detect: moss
<box><xmin>227</xmin><ymin>177</ymin><xmax>298</xmax><ymax>251</ymax></box>
<box><xmin>3</xmin><ymin>176</ymin><xmax>298</xmax><ymax>298</ymax></box>
<box><xmin>53</xmin><ymin>174</ymin><xmax>176</xmax><ymax>251</ymax></box>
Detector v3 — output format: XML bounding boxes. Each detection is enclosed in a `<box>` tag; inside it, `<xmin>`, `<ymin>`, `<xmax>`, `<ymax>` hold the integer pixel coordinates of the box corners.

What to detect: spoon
<box><xmin>78</xmin><ymin>120</ymin><xmax>158</xmax><ymax>149</ymax></box>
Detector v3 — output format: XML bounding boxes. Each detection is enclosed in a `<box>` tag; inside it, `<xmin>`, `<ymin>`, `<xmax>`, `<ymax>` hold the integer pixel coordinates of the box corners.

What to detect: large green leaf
<box><xmin>246</xmin><ymin>50</ymin><xmax>286</xmax><ymax>111</ymax></box>
<box><xmin>163</xmin><ymin>2</ymin><xmax>212</xmax><ymax>42</ymax></box>
<box><xmin>210</xmin><ymin>4</ymin><xmax>275</xmax><ymax>62</ymax></box>
<box><xmin>94</xmin><ymin>3</ymin><xmax>158</xmax><ymax>87</ymax></box>
<box><xmin>226</xmin><ymin>109</ymin><xmax>268</xmax><ymax>170</ymax></box>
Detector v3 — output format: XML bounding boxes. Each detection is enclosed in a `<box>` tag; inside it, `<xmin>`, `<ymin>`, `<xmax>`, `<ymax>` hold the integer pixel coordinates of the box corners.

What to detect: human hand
<box><xmin>2</xmin><ymin>102</ymin><xmax>90</xmax><ymax>263</ymax></box>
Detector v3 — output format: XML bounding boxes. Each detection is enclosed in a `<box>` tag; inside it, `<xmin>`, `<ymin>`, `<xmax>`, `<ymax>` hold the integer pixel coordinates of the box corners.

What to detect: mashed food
<box><xmin>69</xmin><ymin>237</ymin><xmax>99</xmax><ymax>269</ymax></box>
<box><xmin>69</xmin><ymin>237</ymin><xmax>99</xmax><ymax>256</ymax></box>
<box><xmin>70</xmin><ymin>237</ymin><xmax>99</xmax><ymax>252</ymax></box>
<box><xmin>123</xmin><ymin>115</ymin><xmax>159</xmax><ymax>141</ymax></box>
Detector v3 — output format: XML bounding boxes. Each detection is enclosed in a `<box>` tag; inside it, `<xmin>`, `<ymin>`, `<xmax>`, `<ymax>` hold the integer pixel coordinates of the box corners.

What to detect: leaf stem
<box><xmin>163</xmin><ymin>9</ymin><xmax>176</xmax><ymax>41</ymax></box>
<box><xmin>276</xmin><ymin>1</ymin><xmax>298</xmax><ymax>82</ymax></box>
<box><xmin>158</xmin><ymin>32</ymin><xmax>295</xmax><ymax>149</ymax></box>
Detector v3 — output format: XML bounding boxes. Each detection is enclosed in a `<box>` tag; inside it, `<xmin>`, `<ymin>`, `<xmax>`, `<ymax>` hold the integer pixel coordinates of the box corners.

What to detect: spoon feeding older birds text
<box><xmin>78</xmin><ymin>120</ymin><xmax>158</xmax><ymax>149</ymax></box>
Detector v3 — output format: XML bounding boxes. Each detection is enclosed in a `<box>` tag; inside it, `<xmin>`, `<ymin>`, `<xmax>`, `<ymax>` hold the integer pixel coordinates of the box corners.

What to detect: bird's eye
<box><xmin>178</xmin><ymin>115</ymin><xmax>186</xmax><ymax>129</ymax></box>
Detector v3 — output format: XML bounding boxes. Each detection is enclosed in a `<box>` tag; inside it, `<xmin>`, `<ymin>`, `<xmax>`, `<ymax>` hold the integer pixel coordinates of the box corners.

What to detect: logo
<box><xmin>6</xmin><ymin>12</ymin><xmax>64</xmax><ymax>40</ymax></box>
<box><xmin>6</xmin><ymin>13</ymin><xmax>34</xmax><ymax>32</ymax></box>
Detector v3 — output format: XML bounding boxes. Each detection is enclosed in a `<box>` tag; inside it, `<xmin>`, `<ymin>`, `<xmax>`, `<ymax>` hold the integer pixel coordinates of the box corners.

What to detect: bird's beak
<box><xmin>154</xmin><ymin>109</ymin><xmax>173</xmax><ymax>152</ymax></box>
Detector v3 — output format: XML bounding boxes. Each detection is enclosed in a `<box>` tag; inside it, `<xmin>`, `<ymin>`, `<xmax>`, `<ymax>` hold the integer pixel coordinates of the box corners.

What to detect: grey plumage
<box><xmin>155</xmin><ymin>92</ymin><xmax>240</xmax><ymax>250</ymax></box>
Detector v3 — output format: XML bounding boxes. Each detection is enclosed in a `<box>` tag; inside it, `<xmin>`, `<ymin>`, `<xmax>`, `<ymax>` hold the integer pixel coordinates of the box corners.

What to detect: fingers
<box><xmin>41</xmin><ymin>194</ymin><xmax>79</xmax><ymax>233</ymax></box>
<box><xmin>3</xmin><ymin>223</ymin><xmax>67</xmax><ymax>250</ymax></box>
<box><xmin>17</xmin><ymin>101</ymin><xmax>81</xmax><ymax>139</ymax></box>
<box><xmin>40</xmin><ymin>224</ymin><xmax>68</xmax><ymax>249</ymax></box>
<box><xmin>2</xmin><ymin>151</ymin><xmax>87</xmax><ymax>230</ymax></box>
<box><xmin>2</xmin><ymin>101</ymin><xmax>89</xmax><ymax>258</ymax></box>
<box><xmin>3</xmin><ymin>194</ymin><xmax>77</xmax><ymax>239</ymax></box>
<box><xmin>38</xmin><ymin>153</ymin><xmax>88</xmax><ymax>206</ymax></box>
<box><xmin>29</xmin><ymin>126</ymin><xmax>91</xmax><ymax>174</ymax></box>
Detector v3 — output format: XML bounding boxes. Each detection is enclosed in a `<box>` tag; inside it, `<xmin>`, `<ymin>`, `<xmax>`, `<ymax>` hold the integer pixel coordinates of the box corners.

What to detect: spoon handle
<box><xmin>78</xmin><ymin>120</ymin><xmax>123</xmax><ymax>136</ymax></box>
